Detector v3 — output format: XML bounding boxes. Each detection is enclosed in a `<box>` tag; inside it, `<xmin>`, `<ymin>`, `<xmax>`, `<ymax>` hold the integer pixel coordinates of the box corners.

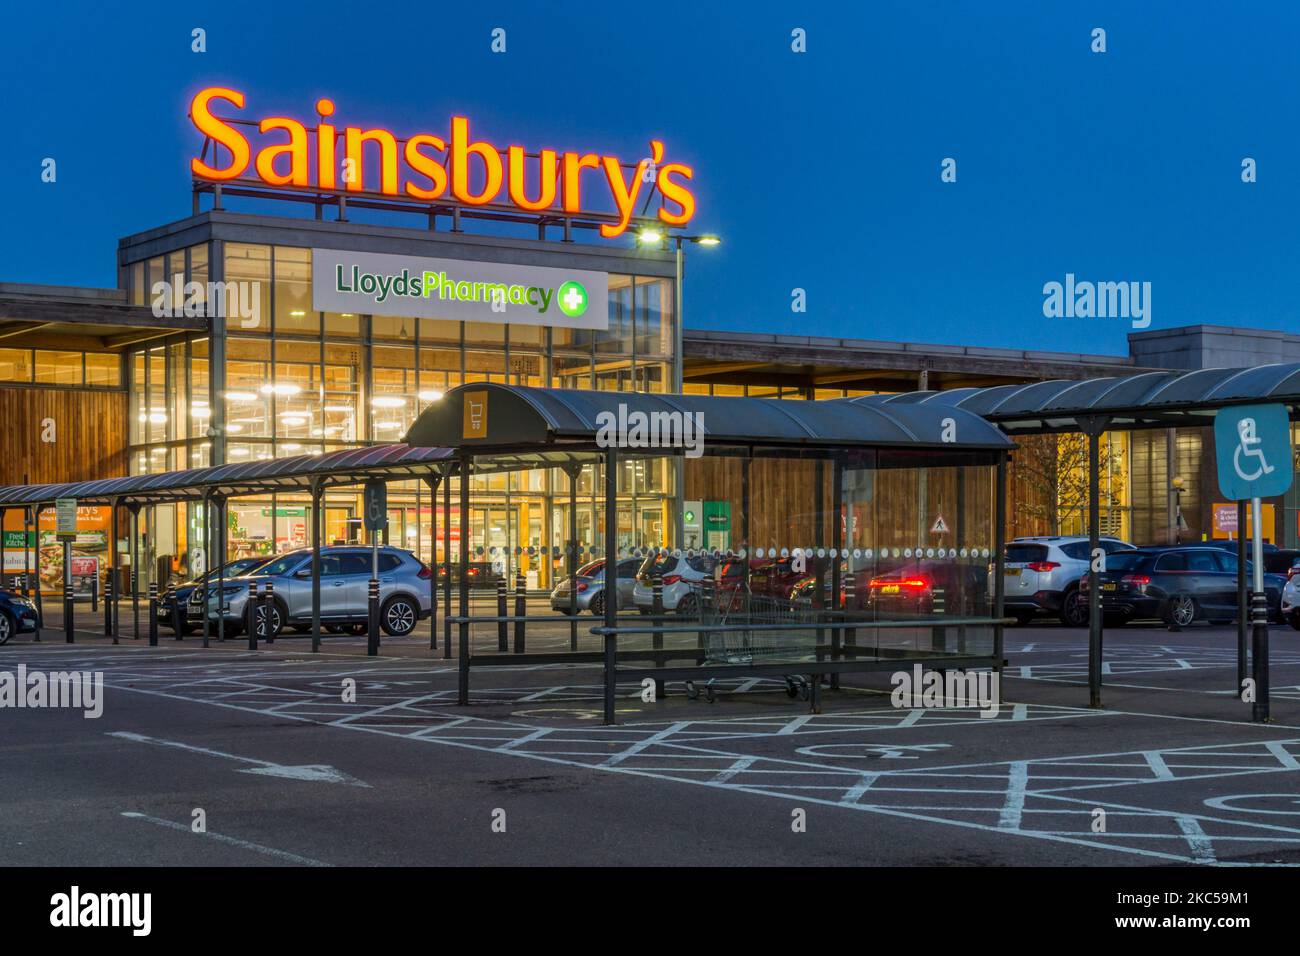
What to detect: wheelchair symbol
<box><xmin>1233</xmin><ymin>417</ymin><xmax>1276</xmax><ymax>483</ymax></box>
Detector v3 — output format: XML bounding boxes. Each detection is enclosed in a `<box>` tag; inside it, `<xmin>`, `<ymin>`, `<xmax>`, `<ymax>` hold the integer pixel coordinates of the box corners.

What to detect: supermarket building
<box><xmin>1</xmin><ymin>88</ymin><xmax>1299</xmax><ymax>591</ymax></box>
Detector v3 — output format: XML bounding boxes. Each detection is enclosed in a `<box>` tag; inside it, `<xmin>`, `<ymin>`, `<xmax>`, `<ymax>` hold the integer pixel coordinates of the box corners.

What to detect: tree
<box><xmin>1015</xmin><ymin>432</ymin><xmax>1125</xmax><ymax>536</ymax></box>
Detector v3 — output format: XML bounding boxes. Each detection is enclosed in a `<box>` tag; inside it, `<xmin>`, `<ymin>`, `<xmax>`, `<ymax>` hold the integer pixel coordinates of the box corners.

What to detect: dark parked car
<box><xmin>161</xmin><ymin>556</ymin><xmax>273</xmax><ymax>635</ymax></box>
<box><xmin>1080</xmin><ymin>545</ymin><xmax>1285</xmax><ymax>630</ymax></box>
<box><xmin>0</xmin><ymin>588</ymin><xmax>41</xmax><ymax>644</ymax></box>
<box><xmin>435</xmin><ymin>561</ymin><xmax>503</xmax><ymax>589</ymax></box>
<box><xmin>747</xmin><ymin>555</ymin><xmax>829</xmax><ymax>601</ymax></box>
<box><xmin>860</xmin><ymin>560</ymin><xmax>989</xmax><ymax>618</ymax></box>
<box><xmin>787</xmin><ymin>560</ymin><xmax>989</xmax><ymax>618</ymax></box>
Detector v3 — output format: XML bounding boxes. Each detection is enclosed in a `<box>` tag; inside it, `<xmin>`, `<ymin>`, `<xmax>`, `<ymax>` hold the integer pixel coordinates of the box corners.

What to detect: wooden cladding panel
<box><xmin>685</xmin><ymin>455</ymin><xmax>998</xmax><ymax>552</ymax></box>
<box><xmin>0</xmin><ymin>386</ymin><xmax>127</xmax><ymax>488</ymax></box>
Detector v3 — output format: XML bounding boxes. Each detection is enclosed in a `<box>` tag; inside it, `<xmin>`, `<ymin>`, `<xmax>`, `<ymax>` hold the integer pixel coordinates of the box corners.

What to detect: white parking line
<box><xmin>120</xmin><ymin>812</ymin><xmax>331</xmax><ymax>866</ymax></box>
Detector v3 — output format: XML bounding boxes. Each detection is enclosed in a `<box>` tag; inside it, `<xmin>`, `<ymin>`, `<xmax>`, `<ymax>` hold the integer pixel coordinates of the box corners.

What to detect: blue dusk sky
<box><xmin>1</xmin><ymin>1</ymin><xmax>1296</xmax><ymax>356</ymax></box>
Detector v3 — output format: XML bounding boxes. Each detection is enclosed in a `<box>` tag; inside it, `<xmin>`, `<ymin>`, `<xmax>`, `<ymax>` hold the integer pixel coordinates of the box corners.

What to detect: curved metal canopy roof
<box><xmin>403</xmin><ymin>383</ymin><xmax>1014</xmax><ymax>450</ymax></box>
<box><xmin>0</xmin><ymin>444</ymin><xmax>452</xmax><ymax>508</ymax></box>
<box><xmin>856</xmin><ymin>362</ymin><xmax>1300</xmax><ymax>434</ymax></box>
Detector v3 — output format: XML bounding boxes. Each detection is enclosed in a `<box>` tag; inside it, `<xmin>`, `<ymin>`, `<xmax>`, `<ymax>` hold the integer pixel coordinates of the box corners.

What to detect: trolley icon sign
<box><xmin>1214</xmin><ymin>403</ymin><xmax>1293</xmax><ymax>501</ymax></box>
<box><xmin>462</xmin><ymin>389</ymin><xmax>489</xmax><ymax>439</ymax></box>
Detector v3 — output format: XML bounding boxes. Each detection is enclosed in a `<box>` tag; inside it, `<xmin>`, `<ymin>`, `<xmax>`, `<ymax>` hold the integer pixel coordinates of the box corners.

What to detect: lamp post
<box><xmin>635</xmin><ymin>229</ymin><xmax>721</xmax><ymax>393</ymax></box>
<box><xmin>635</xmin><ymin>229</ymin><xmax>720</xmax><ymax>549</ymax></box>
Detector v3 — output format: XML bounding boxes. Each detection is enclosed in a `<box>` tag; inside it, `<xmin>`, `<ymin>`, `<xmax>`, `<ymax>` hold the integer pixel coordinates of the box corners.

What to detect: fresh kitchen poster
<box><xmin>3</xmin><ymin>506</ymin><xmax>110</xmax><ymax>590</ymax></box>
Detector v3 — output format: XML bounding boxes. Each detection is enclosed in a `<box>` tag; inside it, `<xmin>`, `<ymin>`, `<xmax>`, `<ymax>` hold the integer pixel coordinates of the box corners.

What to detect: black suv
<box><xmin>1081</xmin><ymin>545</ymin><xmax>1285</xmax><ymax>630</ymax></box>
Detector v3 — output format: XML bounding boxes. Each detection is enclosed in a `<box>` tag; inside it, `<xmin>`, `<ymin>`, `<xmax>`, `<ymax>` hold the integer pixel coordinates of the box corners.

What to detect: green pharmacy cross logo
<box><xmin>557</xmin><ymin>281</ymin><xmax>589</xmax><ymax>318</ymax></box>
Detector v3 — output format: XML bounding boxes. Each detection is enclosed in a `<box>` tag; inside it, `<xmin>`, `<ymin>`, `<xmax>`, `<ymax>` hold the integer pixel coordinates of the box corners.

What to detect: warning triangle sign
<box><xmin>931</xmin><ymin>515</ymin><xmax>950</xmax><ymax>534</ymax></box>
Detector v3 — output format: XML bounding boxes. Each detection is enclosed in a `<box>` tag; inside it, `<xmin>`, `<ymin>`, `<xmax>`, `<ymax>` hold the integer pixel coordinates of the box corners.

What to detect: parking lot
<box><xmin>2</xmin><ymin>603</ymin><xmax>1300</xmax><ymax>867</ymax></box>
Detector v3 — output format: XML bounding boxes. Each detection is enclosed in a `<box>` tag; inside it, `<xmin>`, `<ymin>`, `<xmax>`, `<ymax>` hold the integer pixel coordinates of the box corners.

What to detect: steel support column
<box><xmin>993</xmin><ymin>454</ymin><xmax>1007</xmax><ymax>671</ymax></box>
<box><xmin>130</xmin><ymin>504</ymin><xmax>141</xmax><ymax>639</ymax></box>
<box><xmin>602</xmin><ymin>446</ymin><xmax>618</xmax><ymax>726</ymax></box>
<box><xmin>201</xmin><ymin>492</ymin><xmax>212</xmax><ymax>649</ymax></box>
<box><xmin>311</xmin><ymin>478</ymin><xmax>322</xmax><ymax>654</ymax></box>
<box><xmin>564</xmin><ymin>462</ymin><xmax>581</xmax><ymax>651</ymax></box>
<box><xmin>425</xmin><ymin>474</ymin><xmax>441</xmax><ymax>651</ymax></box>
<box><xmin>109</xmin><ymin>502</ymin><xmax>120</xmax><ymax>644</ymax></box>
<box><xmin>457</xmin><ymin>454</ymin><xmax>471</xmax><ymax>703</ymax></box>
<box><xmin>1076</xmin><ymin>416</ymin><xmax>1111</xmax><ymax>708</ymax></box>
<box><xmin>830</xmin><ymin>455</ymin><xmax>842</xmax><ymax>689</ymax></box>
<box><xmin>1237</xmin><ymin>499</ymin><xmax>1248</xmax><ymax>693</ymax></box>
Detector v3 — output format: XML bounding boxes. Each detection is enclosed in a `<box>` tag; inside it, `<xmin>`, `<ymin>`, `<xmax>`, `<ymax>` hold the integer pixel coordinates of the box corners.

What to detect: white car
<box><xmin>995</xmin><ymin>535</ymin><xmax>1136</xmax><ymax>626</ymax></box>
<box><xmin>1282</xmin><ymin>569</ymin><xmax>1300</xmax><ymax>630</ymax></box>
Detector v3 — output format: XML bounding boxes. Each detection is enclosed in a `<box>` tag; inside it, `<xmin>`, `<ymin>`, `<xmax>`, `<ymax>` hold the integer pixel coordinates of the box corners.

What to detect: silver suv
<box><xmin>200</xmin><ymin>547</ymin><xmax>433</xmax><ymax>638</ymax></box>
<box><xmin>631</xmin><ymin>551</ymin><xmax>719</xmax><ymax>615</ymax></box>
<box><xmin>998</xmin><ymin>536</ymin><xmax>1136</xmax><ymax>626</ymax></box>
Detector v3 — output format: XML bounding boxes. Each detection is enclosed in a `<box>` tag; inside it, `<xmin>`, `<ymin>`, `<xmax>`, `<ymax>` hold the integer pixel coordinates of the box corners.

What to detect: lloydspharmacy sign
<box><xmin>312</xmin><ymin>249</ymin><xmax>609</xmax><ymax>329</ymax></box>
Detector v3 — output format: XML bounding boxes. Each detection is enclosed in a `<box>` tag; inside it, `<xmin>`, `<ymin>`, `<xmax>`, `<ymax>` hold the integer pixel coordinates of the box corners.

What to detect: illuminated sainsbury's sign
<box><xmin>189</xmin><ymin>87</ymin><xmax>696</xmax><ymax>238</ymax></box>
<box><xmin>311</xmin><ymin>249</ymin><xmax>609</xmax><ymax>330</ymax></box>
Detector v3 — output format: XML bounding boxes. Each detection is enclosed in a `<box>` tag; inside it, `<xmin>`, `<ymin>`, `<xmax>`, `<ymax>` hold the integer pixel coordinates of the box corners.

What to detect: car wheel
<box><xmin>380</xmin><ymin>595</ymin><xmax>418</xmax><ymax>636</ymax></box>
<box><xmin>1164</xmin><ymin>593</ymin><xmax>1198</xmax><ymax>631</ymax></box>
<box><xmin>248</xmin><ymin>600</ymin><xmax>285</xmax><ymax>640</ymax></box>
<box><xmin>0</xmin><ymin>609</ymin><xmax>13</xmax><ymax>645</ymax></box>
<box><xmin>1058</xmin><ymin>588</ymin><xmax>1088</xmax><ymax>627</ymax></box>
<box><xmin>676</xmin><ymin>593</ymin><xmax>699</xmax><ymax>618</ymax></box>
<box><xmin>589</xmin><ymin>592</ymin><xmax>605</xmax><ymax>617</ymax></box>
<box><xmin>1289</xmin><ymin>612</ymin><xmax>1300</xmax><ymax>632</ymax></box>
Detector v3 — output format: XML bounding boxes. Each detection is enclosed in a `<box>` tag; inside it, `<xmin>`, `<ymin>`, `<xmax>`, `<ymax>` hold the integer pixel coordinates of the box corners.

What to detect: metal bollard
<box><xmin>131</xmin><ymin>569</ymin><xmax>140</xmax><ymax>640</ymax></box>
<box><xmin>496</xmin><ymin>578</ymin><xmax>508</xmax><ymax>651</ymax></box>
<box><xmin>264</xmin><ymin>581</ymin><xmax>275</xmax><ymax>644</ymax></box>
<box><xmin>843</xmin><ymin>576</ymin><xmax>857</xmax><ymax>647</ymax></box>
<box><xmin>148</xmin><ymin>582</ymin><xmax>159</xmax><ymax>647</ymax></box>
<box><xmin>64</xmin><ymin>583</ymin><xmax>74</xmax><ymax>644</ymax></box>
<box><xmin>104</xmin><ymin>576</ymin><xmax>114</xmax><ymax>641</ymax></box>
<box><xmin>30</xmin><ymin>576</ymin><xmax>42</xmax><ymax>642</ymax></box>
<box><xmin>169</xmin><ymin>589</ymin><xmax>183</xmax><ymax>640</ymax></box>
<box><xmin>91</xmin><ymin>576</ymin><xmax>98</xmax><ymax>614</ymax></box>
<box><xmin>1251</xmin><ymin>591</ymin><xmax>1270</xmax><ymax>723</ymax></box>
<box><xmin>651</xmin><ymin>573</ymin><xmax>665</xmax><ymax>699</ymax></box>
<box><xmin>513</xmin><ymin>572</ymin><xmax>526</xmax><ymax>653</ymax></box>
<box><xmin>367</xmin><ymin>578</ymin><xmax>380</xmax><ymax>656</ymax></box>
<box><xmin>247</xmin><ymin>582</ymin><xmax>259</xmax><ymax>651</ymax></box>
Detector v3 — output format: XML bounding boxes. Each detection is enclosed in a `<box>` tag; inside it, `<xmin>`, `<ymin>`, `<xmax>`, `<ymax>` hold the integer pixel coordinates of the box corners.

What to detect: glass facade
<box><xmin>123</xmin><ymin>238</ymin><xmax>677</xmax><ymax>589</ymax></box>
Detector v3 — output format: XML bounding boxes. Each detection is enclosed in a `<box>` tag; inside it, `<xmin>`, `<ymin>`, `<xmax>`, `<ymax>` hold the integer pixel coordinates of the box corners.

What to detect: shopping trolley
<box><xmin>682</xmin><ymin>581</ymin><xmax>819</xmax><ymax>703</ymax></box>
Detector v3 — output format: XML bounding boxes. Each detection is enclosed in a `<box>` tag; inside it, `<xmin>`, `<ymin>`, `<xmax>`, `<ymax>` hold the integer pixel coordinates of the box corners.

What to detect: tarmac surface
<box><xmin>2</xmin><ymin>601</ymin><xmax>1299</xmax><ymax>867</ymax></box>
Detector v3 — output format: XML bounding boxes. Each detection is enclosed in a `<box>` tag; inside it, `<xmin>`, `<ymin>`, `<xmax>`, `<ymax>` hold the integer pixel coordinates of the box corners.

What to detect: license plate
<box><xmin>1004</xmin><ymin>568</ymin><xmax>1021</xmax><ymax>577</ymax></box>
<box><xmin>881</xmin><ymin>584</ymin><xmax>901</xmax><ymax>594</ymax></box>
<box><xmin>1101</xmin><ymin>583</ymin><xmax>1117</xmax><ymax>592</ymax></box>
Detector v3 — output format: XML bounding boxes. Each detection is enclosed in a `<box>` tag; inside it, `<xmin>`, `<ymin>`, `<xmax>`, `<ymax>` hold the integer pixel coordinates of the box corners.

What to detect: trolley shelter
<box><xmin>867</xmin><ymin>361</ymin><xmax>1300</xmax><ymax>716</ymax></box>
<box><xmin>0</xmin><ymin>445</ymin><xmax>453</xmax><ymax>651</ymax></box>
<box><xmin>404</xmin><ymin>383</ymin><xmax>1015</xmax><ymax>723</ymax></box>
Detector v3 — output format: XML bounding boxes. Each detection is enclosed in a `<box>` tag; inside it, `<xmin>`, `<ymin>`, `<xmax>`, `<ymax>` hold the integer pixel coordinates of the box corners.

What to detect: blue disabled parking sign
<box><xmin>1214</xmin><ymin>403</ymin><xmax>1294</xmax><ymax>501</ymax></box>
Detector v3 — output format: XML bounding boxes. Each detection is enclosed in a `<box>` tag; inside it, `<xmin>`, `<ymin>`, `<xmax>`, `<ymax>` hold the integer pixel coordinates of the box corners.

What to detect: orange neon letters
<box><xmin>187</xmin><ymin>87</ymin><xmax>697</xmax><ymax>235</ymax></box>
<box><xmin>190</xmin><ymin>87</ymin><xmax>250</xmax><ymax>180</ymax></box>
